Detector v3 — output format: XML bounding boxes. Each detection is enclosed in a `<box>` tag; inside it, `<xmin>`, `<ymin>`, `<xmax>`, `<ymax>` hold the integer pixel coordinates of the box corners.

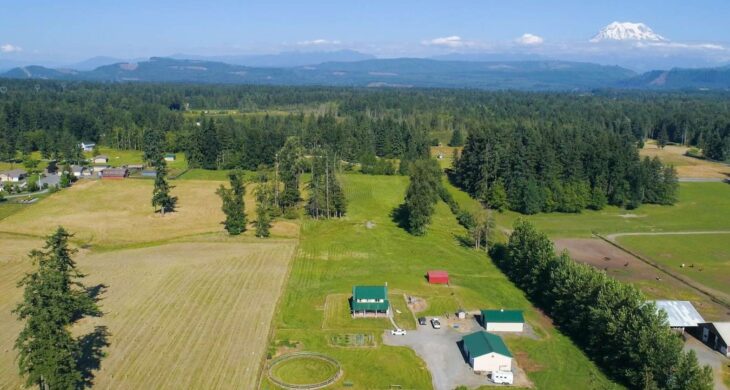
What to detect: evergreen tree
<box><xmin>307</xmin><ymin>149</ymin><xmax>346</xmax><ymax>218</ymax></box>
<box><xmin>14</xmin><ymin>227</ymin><xmax>102</xmax><ymax>390</ymax></box>
<box><xmin>403</xmin><ymin>159</ymin><xmax>442</xmax><ymax>235</ymax></box>
<box><xmin>657</xmin><ymin>127</ymin><xmax>669</xmax><ymax>149</ymax></box>
<box><xmin>217</xmin><ymin>170</ymin><xmax>247</xmax><ymax>235</ymax></box>
<box><xmin>143</xmin><ymin>128</ymin><xmax>165</xmax><ymax>166</ymax></box>
<box><xmin>277</xmin><ymin>137</ymin><xmax>303</xmax><ymax>210</ymax></box>
<box><xmin>151</xmin><ymin>159</ymin><xmax>177</xmax><ymax>215</ymax></box>
<box><xmin>487</xmin><ymin>180</ymin><xmax>508</xmax><ymax>212</ymax></box>
<box><xmin>448</xmin><ymin>128</ymin><xmax>464</xmax><ymax>147</ymax></box>
<box><xmin>254</xmin><ymin>172</ymin><xmax>273</xmax><ymax>238</ymax></box>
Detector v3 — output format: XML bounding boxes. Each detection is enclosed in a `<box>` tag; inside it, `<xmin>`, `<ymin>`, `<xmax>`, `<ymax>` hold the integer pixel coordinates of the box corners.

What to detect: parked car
<box><xmin>492</xmin><ymin>371</ymin><xmax>514</xmax><ymax>385</ymax></box>
<box><xmin>431</xmin><ymin>318</ymin><xmax>441</xmax><ymax>329</ymax></box>
<box><xmin>391</xmin><ymin>328</ymin><xmax>407</xmax><ymax>336</ymax></box>
<box><xmin>418</xmin><ymin>317</ymin><xmax>427</xmax><ymax>326</ymax></box>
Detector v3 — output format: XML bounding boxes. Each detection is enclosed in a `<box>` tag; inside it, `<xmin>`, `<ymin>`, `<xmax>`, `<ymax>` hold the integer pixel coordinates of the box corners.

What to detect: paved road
<box><xmin>605</xmin><ymin>230</ymin><xmax>730</xmax><ymax>242</ymax></box>
<box><xmin>684</xmin><ymin>336</ymin><xmax>729</xmax><ymax>390</ymax></box>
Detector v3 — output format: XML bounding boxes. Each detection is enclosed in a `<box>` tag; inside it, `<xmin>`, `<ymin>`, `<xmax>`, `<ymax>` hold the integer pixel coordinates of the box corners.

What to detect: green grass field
<box><xmin>494</xmin><ymin>183</ymin><xmax>730</xmax><ymax>238</ymax></box>
<box><xmin>270</xmin><ymin>356</ymin><xmax>339</xmax><ymax>385</ymax></box>
<box><xmin>618</xmin><ymin>233</ymin><xmax>730</xmax><ymax>298</ymax></box>
<box><xmin>264</xmin><ymin>174</ymin><xmax>619</xmax><ymax>389</ymax></box>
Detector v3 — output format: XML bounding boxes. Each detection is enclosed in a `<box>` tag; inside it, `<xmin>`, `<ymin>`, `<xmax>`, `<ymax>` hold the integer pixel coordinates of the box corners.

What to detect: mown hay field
<box><xmin>639</xmin><ymin>140</ymin><xmax>730</xmax><ymax>179</ymax></box>
<box><xmin>0</xmin><ymin>175</ymin><xmax>299</xmax><ymax>389</ymax></box>
<box><xmin>0</xmin><ymin>178</ymin><xmax>297</xmax><ymax>248</ymax></box>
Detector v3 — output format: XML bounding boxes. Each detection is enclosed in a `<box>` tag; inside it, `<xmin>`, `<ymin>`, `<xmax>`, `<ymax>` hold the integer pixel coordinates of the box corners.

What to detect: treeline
<box><xmin>452</xmin><ymin>126</ymin><xmax>678</xmax><ymax>213</ymax></box>
<box><xmin>2</xmin><ymin>80</ymin><xmax>730</xmax><ymax>170</ymax></box>
<box><xmin>495</xmin><ymin>220</ymin><xmax>713</xmax><ymax>389</ymax></box>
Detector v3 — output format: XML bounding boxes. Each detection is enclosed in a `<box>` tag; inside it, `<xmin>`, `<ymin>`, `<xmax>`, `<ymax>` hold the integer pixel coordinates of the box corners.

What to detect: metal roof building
<box><xmin>461</xmin><ymin>331</ymin><xmax>513</xmax><ymax>373</ymax></box>
<box><xmin>652</xmin><ymin>300</ymin><xmax>705</xmax><ymax>328</ymax></box>
<box><xmin>351</xmin><ymin>285</ymin><xmax>389</xmax><ymax>316</ymax></box>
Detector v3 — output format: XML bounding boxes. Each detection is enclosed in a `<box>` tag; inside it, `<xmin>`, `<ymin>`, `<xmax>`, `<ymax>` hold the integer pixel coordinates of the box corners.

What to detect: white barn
<box><xmin>652</xmin><ymin>300</ymin><xmax>705</xmax><ymax>333</ymax></box>
<box><xmin>481</xmin><ymin>309</ymin><xmax>525</xmax><ymax>332</ymax></box>
<box><xmin>461</xmin><ymin>331</ymin><xmax>513</xmax><ymax>373</ymax></box>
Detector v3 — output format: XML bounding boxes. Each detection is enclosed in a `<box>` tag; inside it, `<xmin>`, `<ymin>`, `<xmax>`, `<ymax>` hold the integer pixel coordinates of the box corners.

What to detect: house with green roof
<box><xmin>481</xmin><ymin>309</ymin><xmax>524</xmax><ymax>332</ymax></box>
<box><xmin>461</xmin><ymin>331</ymin><xmax>513</xmax><ymax>373</ymax></box>
<box><xmin>351</xmin><ymin>285</ymin><xmax>390</xmax><ymax>317</ymax></box>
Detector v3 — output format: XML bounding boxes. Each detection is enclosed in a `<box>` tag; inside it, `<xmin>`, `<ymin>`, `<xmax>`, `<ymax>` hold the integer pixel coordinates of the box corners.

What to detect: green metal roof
<box><xmin>462</xmin><ymin>331</ymin><xmax>512</xmax><ymax>358</ymax></box>
<box><xmin>351</xmin><ymin>285</ymin><xmax>389</xmax><ymax>312</ymax></box>
<box><xmin>481</xmin><ymin>309</ymin><xmax>524</xmax><ymax>324</ymax></box>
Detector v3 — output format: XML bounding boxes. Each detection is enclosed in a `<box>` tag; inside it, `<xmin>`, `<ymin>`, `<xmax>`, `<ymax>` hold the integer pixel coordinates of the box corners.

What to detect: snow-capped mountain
<box><xmin>590</xmin><ymin>22</ymin><xmax>667</xmax><ymax>43</ymax></box>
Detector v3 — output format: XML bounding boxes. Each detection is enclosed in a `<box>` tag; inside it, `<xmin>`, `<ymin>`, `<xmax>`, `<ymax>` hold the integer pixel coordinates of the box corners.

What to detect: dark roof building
<box><xmin>351</xmin><ymin>285</ymin><xmax>389</xmax><ymax>315</ymax></box>
<box><xmin>101</xmin><ymin>168</ymin><xmax>128</xmax><ymax>179</ymax></box>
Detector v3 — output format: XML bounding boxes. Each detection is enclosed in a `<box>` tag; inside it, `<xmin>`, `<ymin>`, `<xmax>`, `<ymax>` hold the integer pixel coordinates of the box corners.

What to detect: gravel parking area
<box><xmin>383</xmin><ymin>317</ymin><xmax>531</xmax><ymax>389</ymax></box>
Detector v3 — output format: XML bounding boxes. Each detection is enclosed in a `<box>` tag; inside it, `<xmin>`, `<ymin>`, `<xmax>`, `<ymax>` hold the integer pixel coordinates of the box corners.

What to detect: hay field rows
<box><xmin>0</xmin><ymin>176</ymin><xmax>298</xmax><ymax>389</ymax></box>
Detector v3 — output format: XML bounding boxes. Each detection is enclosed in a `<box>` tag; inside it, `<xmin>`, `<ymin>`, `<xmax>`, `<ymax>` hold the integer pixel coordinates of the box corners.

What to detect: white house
<box><xmin>80</xmin><ymin>142</ymin><xmax>96</xmax><ymax>152</ymax></box>
<box><xmin>93</xmin><ymin>155</ymin><xmax>109</xmax><ymax>164</ymax></box>
<box><xmin>481</xmin><ymin>309</ymin><xmax>525</xmax><ymax>332</ymax></box>
<box><xmin>461</xmin><ymin>331</ymin><xmax>513</xmax><ymax>373</ymax></box>
<box><xmin>0</xmin><ymin>169</ymin><xmax>28</xmax><ymax>183</ymax></box>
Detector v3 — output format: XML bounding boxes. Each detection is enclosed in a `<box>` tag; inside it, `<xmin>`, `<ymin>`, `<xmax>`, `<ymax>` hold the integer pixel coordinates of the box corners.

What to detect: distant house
<box><xmin>0</xmin><ymin>169</ymin><xmax>28</xmax><ymax>183</ymax></box>
<box><xmin>461</xmin><ymin>331</ymin><xmax>513</xmax><ymax>373</ymax></box>
<box><xmin>427</xmin><ymin>270</ymin><xmax>449</xmax><ymax>284</ymax></box>
<box><xmin>80</xmin><ymin>142</ymin><xmax>95</xmax><ymax>152</ymax></box>
<box><xmin>351</xmin><ymin>285</ymin><xmax>390</xmax><ymax>317</ymax></box>
<box><xmin>164</xmin><ymin>153</ymin><xmax>176</xmax><ymax>162</ymax></box>
<box><xmin>70</xmin><ymin>165</ymin><xmax>86</xmax><ymax>177</ymax></box>
<box><xmin>652</xmin><ymin>300</ymin><xmax>705</xmax><ymax>334</ymax></box>
<box><xmin>700</xmin><ymin>322</ymin><xmax>730</xmax><ymax>357</ymax></box>
<box><xmin>141</xmin><ymin>169</ymin><xmax>157</xmax><ymax>177</ymax></box>
<box><xmin>100</xmin><ymin>168</ymin><xmax>128</xmax><ymax>180</ymax></box>
<box><xmin>93</xmin><ymin>155</ymin><xmax>109</xmax><ymax>164</ymax></box>
<box><xmin>481</xmin><ymin>309</ymin><xmax>524</xmax><ymax>332</ymax></box>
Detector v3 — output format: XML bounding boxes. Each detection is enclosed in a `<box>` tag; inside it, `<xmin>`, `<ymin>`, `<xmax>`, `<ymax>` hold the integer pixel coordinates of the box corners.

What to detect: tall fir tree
<box><xmin>217</xmin><ymin>170</ymin><xmax>247</xmax><ymax>235</ymax></box>
<box><xmin>14</xmin><ymin>227</ymin><xmax>101</xmax><ymax>390</ymax></box>
<box><xmin>403</xmin><ymin>159</ymin><xmax>442</xmax><ymax>235</ymax></box>
<box><xmin>254</xmin><ymin>172</ymin><xmax>273</xmax><ymax>238</ymax></box>
<box><xmin>152</xmin><ymin>158</ymin><xmax>177</xmax><ymax>215</ymax></box>
<box><xmin>277</xmin><ymin>137</ymin><xmax>303</xmax><ymax>210</ymax></box>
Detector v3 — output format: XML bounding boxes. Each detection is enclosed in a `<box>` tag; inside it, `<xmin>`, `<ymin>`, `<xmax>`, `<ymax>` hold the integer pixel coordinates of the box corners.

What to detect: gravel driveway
<box><xmin>383</xmin><ymin>317</ymin><xmax>530</xmax><ymax>389</ymax></box>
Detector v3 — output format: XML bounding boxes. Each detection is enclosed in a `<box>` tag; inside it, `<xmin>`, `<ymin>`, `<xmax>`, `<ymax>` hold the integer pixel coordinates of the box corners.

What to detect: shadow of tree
<box><xmin>86</xmin><ymin>284</ymin><xmax>107</xmax><ymax>301</ymax></box>
<box><xmin>453</xmin><ymin>233</ymin><xmax>473</xmax><ymax>248</ymax></box>
<box><xmin>77</xmin><ymin>325</ymin><xmax>110</xmax><ymax>389</ymax></box>
<box><xmin>390</xmin><ymin>203</ymin><xmax>409</xmax><ymax>231</ymax></box>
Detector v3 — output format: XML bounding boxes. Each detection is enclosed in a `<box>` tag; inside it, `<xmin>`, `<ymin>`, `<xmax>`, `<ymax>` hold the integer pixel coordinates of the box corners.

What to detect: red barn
<box><xmin>427</xmin><ymin>270</ymin><xmax>449</xmax><ymax>284</ymax></box>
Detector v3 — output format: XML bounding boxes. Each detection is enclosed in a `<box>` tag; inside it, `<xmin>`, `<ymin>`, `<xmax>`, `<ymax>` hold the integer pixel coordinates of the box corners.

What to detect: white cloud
<box><xmin>0</xmin><ymin>43</ymin><xmax>22</xmax><ymax>53</ymax></box>
<box><xmin>634</xmin><ymin>41</ymin><xmax>726</xmax><ymax>51</ymax></box>
<box><xmin>516</xmin><ymin>33</ymin><xmax>544</xmax><ymax>46</ymax></box>
<box><xmin>421</xmin><ymin>36</ymin><xmax>475</xmax><ymax>48</ymax></box>
<box><xmin>297</xmin><ymin>39</ymin><xmax>341</xmax><ymax>46</ymax></box>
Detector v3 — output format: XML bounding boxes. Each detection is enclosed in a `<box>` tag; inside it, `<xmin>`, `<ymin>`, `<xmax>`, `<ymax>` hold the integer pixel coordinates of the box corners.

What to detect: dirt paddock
<box><xmin>555</xmin><ymin>239</ymin><xmax>730</xmax><ymax>321</ymax></box>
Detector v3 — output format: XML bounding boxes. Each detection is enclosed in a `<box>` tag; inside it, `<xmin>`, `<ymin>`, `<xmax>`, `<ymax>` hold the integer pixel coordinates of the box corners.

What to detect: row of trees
<box><xmin>4</xmin><ymin>81</ymin><xmax>729</xmax><ymax>173</ymax></box>
<box><xmin>14</xmin><ymin>227</ymin><xmax>106</xmax><ymax>389</ymax></box>
<box><xmin>452</xmin><ymin>126</ymin><xmax>679</xmax><ymax>214</ymax></box>
<box><xmin>495</xmin><ymin>220</ymin><xmax>713</xmax><ymax>389</ymax></box>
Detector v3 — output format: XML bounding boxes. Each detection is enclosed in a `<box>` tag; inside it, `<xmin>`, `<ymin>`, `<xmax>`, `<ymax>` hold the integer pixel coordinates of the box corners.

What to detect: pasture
<box><xmin>0</xmin><ymin>178</ymin><xmax>296</xmax><ymax>248</ymax></box>
<box><xmin>264</xmin><ymin>174</ymin><xmax>618</xmax><ymax>389</ymax></box>
<box><xmin>639</xmin><ymin>140</ymin><xmax>730</xmax><ymax>179</ymax></box>
<box><xmin>85</xmin><ymin>147</ymin><xmax>188</xmax><ymax>171</ymax></box>
<box><xmin>495</xmin><ymin>182</ymin><xmax>730</xmax><ymax>238</ymax></box>
<box><xmin>617</xmin><ymin>233</ymin><xmax>730</xmax><ymax>300</ymax></box>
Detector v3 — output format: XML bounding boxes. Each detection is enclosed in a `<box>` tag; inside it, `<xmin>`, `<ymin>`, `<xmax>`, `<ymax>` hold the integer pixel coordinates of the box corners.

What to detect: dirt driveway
<box><xmin>383</xmin><ymin>317</ymin><xmax>531</xmax><ymax>389</ymax></box>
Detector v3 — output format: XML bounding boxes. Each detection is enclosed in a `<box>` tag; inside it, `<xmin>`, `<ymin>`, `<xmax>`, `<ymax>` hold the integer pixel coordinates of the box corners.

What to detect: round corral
<box><xmin>267</xmin><ymin>352</ymin><xmax>342</xmax><ymax>389</ymax></box>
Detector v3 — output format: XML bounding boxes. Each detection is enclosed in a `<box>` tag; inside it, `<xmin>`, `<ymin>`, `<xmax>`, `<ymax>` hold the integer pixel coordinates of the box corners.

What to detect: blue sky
<box><xmin>1</xmin><ymin>0</ymin><xmax>729</xmax><ymax>62</ymax></box>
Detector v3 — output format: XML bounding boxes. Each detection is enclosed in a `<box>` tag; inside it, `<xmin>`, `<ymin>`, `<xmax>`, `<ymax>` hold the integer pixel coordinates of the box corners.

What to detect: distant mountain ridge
<box><xmin>2</xmin><ymin>56</ymin><xmax>729</xmax><ymax>90</ymax></box>
<box><xmin>0</xmin><ymin>57</ymin><xmax>637</xmax><ymax>90</ymax></box>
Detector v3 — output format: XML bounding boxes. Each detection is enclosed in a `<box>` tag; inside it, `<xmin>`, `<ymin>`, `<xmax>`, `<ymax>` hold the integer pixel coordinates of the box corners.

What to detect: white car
<box><xmin>391</xmin><ymin>328</ymin><xmax>407</xmax><ymax>336</ymax></box>
<box><xmin>431</xmin><ymin>318</ymin><xmax>441</xmax><ymax>329</ymax></box>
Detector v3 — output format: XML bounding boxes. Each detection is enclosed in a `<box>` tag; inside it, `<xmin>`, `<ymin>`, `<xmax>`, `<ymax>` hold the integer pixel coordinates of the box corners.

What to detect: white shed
<box><xmin>481</xmin><ymin>309</ymin><xmax>525</xmax><ymax>332</ymax></box>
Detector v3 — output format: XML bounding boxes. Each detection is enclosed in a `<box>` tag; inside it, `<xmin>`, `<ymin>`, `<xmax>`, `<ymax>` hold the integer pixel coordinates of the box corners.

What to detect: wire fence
<box><xmin>267</xmin><ymin>352</ymin><xmax>343</xmax><ymax>390</ymax></box>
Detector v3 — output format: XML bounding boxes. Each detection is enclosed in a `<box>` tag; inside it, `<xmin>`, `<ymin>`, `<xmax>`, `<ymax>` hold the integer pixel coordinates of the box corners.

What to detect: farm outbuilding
<box><xmin>700</xmin><ymin>322</ymin><xmax>730</xmax><ymax>357</ymax></box>
<box><xmin>461</xmin><ymin>331</ymin><xmax>513</xmax><ymax>373</ymax></box>
<box><xmin>351</xmin><ymin>285</ymin><xmax>390</xmax><ymax>317</ymax></box>
<box><xmin>427</xmin><ymin>270</ymin><xmax>449</xmax><ymax>284</ymax></box>
<box><xmin>652</xmin><ymin>300</ymin><xmax>705</xmax><ymax>334</ymax></box>
<box><xmin>164</xmin><ymin>153</ymin><xmax>176</xmax><ymax>162</ymax></box>
<box><xmin>481</xmin><ymin>309</ymin><xmax>524</xmax><ymax>332</ymax></box>
<box><xmin>93</xmin><ymin>155</ymin><xmax>109</xmax><ymax>164</ymax></box>
<box><xmin>101</xmin><ymin>168</ymin><xmax>128</xmax><ymax>180</ymax></box>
